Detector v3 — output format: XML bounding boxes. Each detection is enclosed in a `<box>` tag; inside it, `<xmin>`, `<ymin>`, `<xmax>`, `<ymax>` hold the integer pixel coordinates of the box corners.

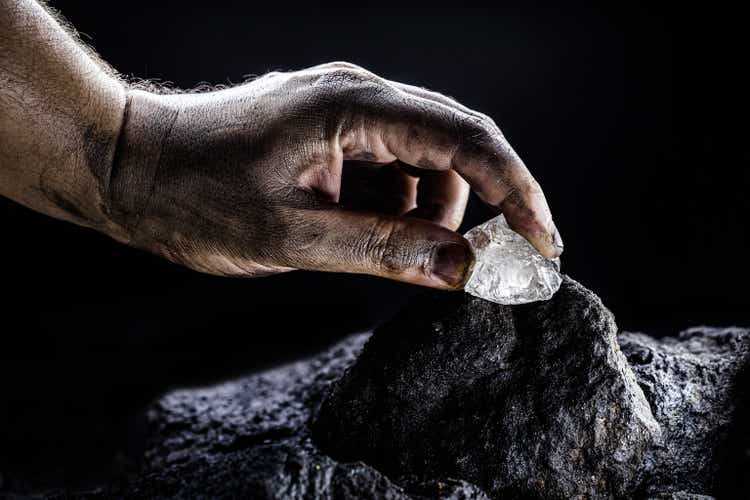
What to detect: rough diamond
<box><xmin>463</xmin><ymin>214</ymin><xmax>562</xmax><ymax>305</ymax></box>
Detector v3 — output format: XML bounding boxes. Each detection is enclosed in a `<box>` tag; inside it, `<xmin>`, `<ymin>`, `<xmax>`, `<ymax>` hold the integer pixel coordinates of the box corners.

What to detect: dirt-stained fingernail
<box><xmin>431</xmin><ymin>242</ymin><xmax>475</xmax><ymax>288</ymax></box>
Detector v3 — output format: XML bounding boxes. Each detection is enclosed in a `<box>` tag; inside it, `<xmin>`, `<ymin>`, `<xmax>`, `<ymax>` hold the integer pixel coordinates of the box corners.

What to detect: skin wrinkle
<box><xmin>36</xmin><ymin>105</ymin><xmax>118</xmax><ymax>227</ymax></box>
<box><xmin>127</xmin><ymin>97</ymin><xmax>180</xmax><ymax>235</ymax></box>
<box><xmin>104</xmin><ymin>93</ymin><xmax>132</xmax><ymax>218</ymax></box>
<box><xmin>1</xmin><ymin>3</ymin><xmax>561</xmax><ymax>287</ymax></box>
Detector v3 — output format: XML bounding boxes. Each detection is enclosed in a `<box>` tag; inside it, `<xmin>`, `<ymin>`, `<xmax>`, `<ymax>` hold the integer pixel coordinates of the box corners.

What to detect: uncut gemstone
<box><xmin>463</xmin><ymin>215</ymin><xmax>562</xmax><ymax>305</ymax></box>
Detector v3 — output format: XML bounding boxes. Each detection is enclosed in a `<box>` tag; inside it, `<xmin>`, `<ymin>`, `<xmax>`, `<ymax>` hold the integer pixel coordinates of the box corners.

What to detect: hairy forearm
<box><xmin>0</xmin><ymin>0</ymin><xmax>126</xmax><ymax>237</ymax></box>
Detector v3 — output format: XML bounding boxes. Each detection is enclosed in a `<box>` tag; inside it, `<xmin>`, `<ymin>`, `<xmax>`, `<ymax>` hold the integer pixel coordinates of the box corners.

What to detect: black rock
<box><xmin>619</xmin><ymin>327</ymin><xmax>750</xmax><ymax>497</ymax></box>
<box><xmin>313</xmin><ymin>277</ymin><xmax>749</xmax><ymax>499</ymax></box>
<box><xmin>26</xmin><ymin>334</ymin><xmax>489</xmax><ymax>499</ymax></box>
<box><xmin>105</xmin><ymin>334</ymin><xmax>420</xmax><ymax>499</ymax></box>
<box><xmin>2</xmin><ymin>278</ymin><xmax>746</xmax><ymax>499</ymax></box>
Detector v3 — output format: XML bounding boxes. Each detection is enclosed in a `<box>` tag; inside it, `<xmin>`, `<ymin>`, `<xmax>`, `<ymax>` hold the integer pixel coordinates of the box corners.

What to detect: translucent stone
<box><xmin>464</xmin><ymin>215</ymin><xmax>562</xmax><ymax>305</ymax></box>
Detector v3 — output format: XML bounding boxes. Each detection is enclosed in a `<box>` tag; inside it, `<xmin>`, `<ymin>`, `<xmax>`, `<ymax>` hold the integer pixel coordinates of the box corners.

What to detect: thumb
<box><xmin>284</xmin><ymin>208</ymin><xmax>475</xmax><ymax>290</ymax></box>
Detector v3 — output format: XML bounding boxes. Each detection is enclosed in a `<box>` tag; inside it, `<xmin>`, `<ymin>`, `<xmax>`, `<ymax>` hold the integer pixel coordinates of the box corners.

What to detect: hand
<box><xmin>106</xmin><ymin>62</ymin><xmax>563</xmax><ymax>289</ymax></box>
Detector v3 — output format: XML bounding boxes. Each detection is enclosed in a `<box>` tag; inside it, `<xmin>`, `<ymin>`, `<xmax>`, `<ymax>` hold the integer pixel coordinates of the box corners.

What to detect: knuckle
<box><xmin>458</xmin><ymin>115</ymin><xmax>495</xmax><ymax>152</ymax></box>
<box><xmin>360</xmin><ymin>220</ymin><xmax>412</xmax><ymax>274</ymax></box>
<box><xmin>424</xmin><ymin>87</ymin><xmax>453</xmax><ymax>103</ymax></box>
<box><xmin>319</xmin><ymin>67</ymin><xmax>370</xmax><ymax>87</ymax></box>
<box><xmin>475</xmin><ymin>111</ymin><xmax>500</xmax><ymax>132</ymax></box>
<box><xmin>313</xmin><ymin>67</ymin><xmax>390</xmax><ymax>106</ymax></box>
<box><xmin>316</xmin><ymin>61</ymin><xmax>367</xmax><ymax>72</ymax></box>
<box><xmin>455</xmin><ymin>114</ymin><xmax>513</xmax><ymax>170</ymax></box>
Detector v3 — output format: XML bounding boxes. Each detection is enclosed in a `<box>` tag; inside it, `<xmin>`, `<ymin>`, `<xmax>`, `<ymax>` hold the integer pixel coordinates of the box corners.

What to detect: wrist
<box><xmin>105</xmin><ymin>89</ymin><xmax>180</xmax><ymax>245</ymax></box>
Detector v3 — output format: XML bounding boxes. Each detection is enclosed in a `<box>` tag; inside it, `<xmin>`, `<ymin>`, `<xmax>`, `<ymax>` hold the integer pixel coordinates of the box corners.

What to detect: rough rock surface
<box><xmin>2</xmin><ymin>279</ymin><xmax>747</xmax><ymax>499</ymax></box>
<box><xmin>620</xmin><ymin>328</ymin><xmax>750</xmax><ymax>497</ymax></box>
<box><xmin>18</xmin><ymin>334</ymin><xmax>489</xmax><ymax>499</ymax></box>
<box><xmin>314</xmin><ymin>277</ymin><xmax>749</xmax><ymax>499</ymax></box>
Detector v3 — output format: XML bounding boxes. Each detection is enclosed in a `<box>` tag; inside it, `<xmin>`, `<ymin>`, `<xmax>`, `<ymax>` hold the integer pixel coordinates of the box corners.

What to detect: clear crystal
<box><xmin>464</xmin><ymin>215</ymin><xmax>562</xmax><ymax>305</ymax></box>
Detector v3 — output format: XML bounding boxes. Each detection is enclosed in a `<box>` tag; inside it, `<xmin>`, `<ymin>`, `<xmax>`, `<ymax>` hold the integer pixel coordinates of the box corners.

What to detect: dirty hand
<box><xmin>2</xmin><ymin>1</ymin><xmax>562</xmax><ymax>292</ymax></box>
<box><xmin>106</xmin><ymin>63</ymin><xmax>562</xmax><ymax>288</ymax></box>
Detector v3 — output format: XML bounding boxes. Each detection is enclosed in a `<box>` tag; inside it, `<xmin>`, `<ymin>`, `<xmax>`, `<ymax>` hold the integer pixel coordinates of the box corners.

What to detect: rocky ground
<box><xmin>1</xmin><ymin>278</ymin><xmax>747</xmax><ymax>499</ymax></box>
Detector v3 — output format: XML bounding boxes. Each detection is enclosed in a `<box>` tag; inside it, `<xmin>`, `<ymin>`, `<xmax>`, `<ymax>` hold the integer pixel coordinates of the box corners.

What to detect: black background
<box><xmin>1</xmin><ymin>0</ymin><xmax>748</xmax><ymax>489</ymax></box>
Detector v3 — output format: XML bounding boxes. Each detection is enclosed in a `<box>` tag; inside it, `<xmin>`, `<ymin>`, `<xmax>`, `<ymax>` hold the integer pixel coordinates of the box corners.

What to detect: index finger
<box><xmin>451</xmin><ymin>115</ymin><xmax>563</xmax><ymax>258</ymax></box>
<box><xmin>335</xmin><ymin>78</ymin><xmax>563</xmax><ymax>258</ymax></box>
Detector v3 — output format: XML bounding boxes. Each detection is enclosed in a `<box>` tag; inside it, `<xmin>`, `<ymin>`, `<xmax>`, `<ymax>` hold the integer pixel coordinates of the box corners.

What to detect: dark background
<box><xmin>1</xmin><ymin>0</ymin><xmax>748</xmax><ymax>490</ymax></box>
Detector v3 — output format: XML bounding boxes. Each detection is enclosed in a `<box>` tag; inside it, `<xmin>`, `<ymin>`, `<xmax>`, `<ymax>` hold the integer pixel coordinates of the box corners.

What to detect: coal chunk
<box><xmin>313</xmin><ymin>277</ymin><xmax>749</xmax><ymax>498</ymax></box>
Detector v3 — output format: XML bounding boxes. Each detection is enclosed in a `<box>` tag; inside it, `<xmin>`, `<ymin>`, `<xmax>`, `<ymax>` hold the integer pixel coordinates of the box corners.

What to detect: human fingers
<box><xmin>277</xmin><ymin>206</ymin><xmax>474</xmax><ymax>290</ymax></box>
<box><xmin>315</xmin><ymin>68</ymin><xmax>562</xmax><ymax>257</ymax></box>
<box><xmin>405</xmin><ymin>168</ymin><xmax>470</xmax><ymax>231</ymax></box>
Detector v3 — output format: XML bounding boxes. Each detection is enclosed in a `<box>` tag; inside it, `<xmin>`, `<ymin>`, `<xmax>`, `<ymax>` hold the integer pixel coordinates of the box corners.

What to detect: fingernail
<box><xmin>431</xmin><ymin>242</ymin><xmax>475</xmax><ymax>288</ymax></box>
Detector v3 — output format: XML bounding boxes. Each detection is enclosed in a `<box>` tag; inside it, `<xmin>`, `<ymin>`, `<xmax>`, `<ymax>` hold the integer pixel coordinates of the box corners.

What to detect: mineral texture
<box><xmin>2</xmin><ymin>279</ymin><xmax>747</xmax><ymax>499</ymax></box>
<box><xmin>463</xmin><ymin>214</ymin><xmax>562</xmax><ymax>305</ymax></box>
<box><xmin>314</xmin><ymin>277</ymin><xmax>749</xmax><ymax>499</ymax></box>
<box><xmin>619</xmin><ymin>327</ymin><xmax>750</xmax><ymax>497</ymax></box>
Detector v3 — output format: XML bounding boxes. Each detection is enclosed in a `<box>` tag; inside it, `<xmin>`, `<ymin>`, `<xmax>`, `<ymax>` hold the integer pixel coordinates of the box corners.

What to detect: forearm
<box><xmin>0</xmin><ymin>0</ymin><xmax>126</xmax><ymax>237</ymax></box>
